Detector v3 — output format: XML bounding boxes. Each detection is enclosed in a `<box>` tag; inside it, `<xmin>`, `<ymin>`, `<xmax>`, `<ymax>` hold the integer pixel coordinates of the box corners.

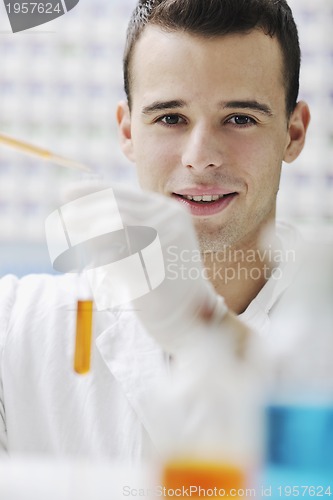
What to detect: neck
<box><xmin>202</xmin><ymin>227</ymin><xmax>279</xmax><ymax>314</ymax></box>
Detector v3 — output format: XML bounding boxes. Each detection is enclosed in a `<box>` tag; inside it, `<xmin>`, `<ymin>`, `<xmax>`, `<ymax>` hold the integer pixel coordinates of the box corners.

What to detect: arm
<box><xmin>0</xmin><ymin>275</ymin><xmax>18</xmax><ymax>453</ymax></box>
<box><xmin>0</xmin><ymin>369</ymin><xmax>7</xmax><ymax>452</ymax></box>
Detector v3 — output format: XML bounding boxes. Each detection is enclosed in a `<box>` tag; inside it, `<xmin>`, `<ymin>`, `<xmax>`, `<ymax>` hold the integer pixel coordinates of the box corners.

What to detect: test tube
<box><xmin>74</xmin><ymin>273</ymin><xmax>93</xmax><ymax>375</ymax></box>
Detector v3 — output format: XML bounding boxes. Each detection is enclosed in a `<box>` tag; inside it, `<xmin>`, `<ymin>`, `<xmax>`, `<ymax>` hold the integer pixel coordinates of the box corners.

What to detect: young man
<box><xmin>0</xmin><ymin>0</ymin><xmax>309</xmax><ymax>458</ymax></box>
<box><xmin>117</xmin><ymin>0</ymin><xmax>310</xmax><ymax>321</ymax></box>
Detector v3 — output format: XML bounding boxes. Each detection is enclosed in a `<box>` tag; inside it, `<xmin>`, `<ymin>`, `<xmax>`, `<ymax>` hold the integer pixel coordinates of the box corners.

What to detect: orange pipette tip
<box><xmin>74</xmin><ymin>300</ymin><xmax>93</xmax><ymax>374</ymax></box>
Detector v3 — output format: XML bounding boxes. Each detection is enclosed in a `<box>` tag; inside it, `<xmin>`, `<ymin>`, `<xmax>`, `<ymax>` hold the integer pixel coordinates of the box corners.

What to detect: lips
<box><xmin>172</xmin><ymin>190</ymin><xmax>238</xmax><ymax>216</ymax></box>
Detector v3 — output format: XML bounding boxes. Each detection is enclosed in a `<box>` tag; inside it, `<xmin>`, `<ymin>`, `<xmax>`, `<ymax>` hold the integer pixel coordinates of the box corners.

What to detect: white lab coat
<box><xmin>0</xmin><ymin>273</ymin><xmax>166</xmax><ymax>460</ymax></box>
<box><xmin>0</xmin><ymin>222</ymin><xmax>300</xmax><ymax>459</ymax></box>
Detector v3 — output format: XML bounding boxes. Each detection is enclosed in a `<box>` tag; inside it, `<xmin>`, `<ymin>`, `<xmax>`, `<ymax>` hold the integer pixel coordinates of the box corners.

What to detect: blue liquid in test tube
<box><xmin>263</xmin><ymin>404</ymin><xmax>333</xmax><ymax>498</ymax></box>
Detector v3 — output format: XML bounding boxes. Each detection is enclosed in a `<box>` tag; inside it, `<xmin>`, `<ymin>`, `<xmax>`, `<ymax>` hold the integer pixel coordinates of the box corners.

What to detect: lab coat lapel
<box><xmin>95</xmin><ymin>310</ymin><xmax>168</xmax><ymax>440</ymax></box>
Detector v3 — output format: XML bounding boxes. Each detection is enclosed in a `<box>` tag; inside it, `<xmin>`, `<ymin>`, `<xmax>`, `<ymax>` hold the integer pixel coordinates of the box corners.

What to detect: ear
<box><xmin>284</xmin><ymin>101</ymin><xmax>311</xmax><ymax>163</ymax></box>
<box><xmin>116</xmin><ymin>100</ymin><xmax>135</xmax><ymax>162</ymax></box>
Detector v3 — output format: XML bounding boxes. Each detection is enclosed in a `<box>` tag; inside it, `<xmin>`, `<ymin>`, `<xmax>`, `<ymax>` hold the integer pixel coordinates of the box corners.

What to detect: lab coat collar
<box><xmin>239</xmin><ymin>221</ymin><xmax>302</xmax><ymax>337</ymax></box>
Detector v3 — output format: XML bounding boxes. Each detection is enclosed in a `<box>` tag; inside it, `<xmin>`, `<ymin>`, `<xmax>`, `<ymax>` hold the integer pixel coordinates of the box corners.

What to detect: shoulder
<box><xmin>0</xmin><ymin>274</ymin><xmax>77</xmax><ymax>347</ymax></box>
<box><xmin>2</xmin><ymin>273</ymin><xmax>77</xmax><ymax>309</ymax></box>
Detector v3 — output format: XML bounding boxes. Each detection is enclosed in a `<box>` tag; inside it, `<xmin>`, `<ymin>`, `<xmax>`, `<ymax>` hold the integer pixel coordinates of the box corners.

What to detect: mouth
<box><xmin>172</xmin><ymin>191</ymin><xmax>238</xmax><ymax>216</ymax></box>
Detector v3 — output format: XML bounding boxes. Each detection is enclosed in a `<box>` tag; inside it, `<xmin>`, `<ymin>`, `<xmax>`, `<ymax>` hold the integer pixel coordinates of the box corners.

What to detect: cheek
<box><xmin>250</xmin><ymin>164</ymin><xmax>281</xmax><ymax>195</ymax></box>
<box><xmin>235</xmin><ymin>138</ymin><xmax>282</xmax><ymax>194</ymax></box>
<box><xmin>132</xmin><ymin>121</ymin><xmax>177</xmax><ymax>159</ymax></box>
<box><xmin>227</xmin><ymin>134</ymin><xmax>263</xmax><ymax>169</ymax></box>
<box><xmin>132</xmin><ymin>127</ymin><xmax>181</xmax><ymax>184</ymax></box>
<box><xmin>134</xmin><ymin>140</ymin><xmax>176</xmax><ymax>190</ymax></box>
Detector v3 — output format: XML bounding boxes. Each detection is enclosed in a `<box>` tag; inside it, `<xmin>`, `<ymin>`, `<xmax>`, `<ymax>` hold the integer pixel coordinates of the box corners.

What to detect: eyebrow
<box><xmin>141</xmin><ymin>100</ymin><xmax>186</xmax><ymax>115</ymax></box>
<box><xmin>222</xmin><ymin>100</ymin><xmax>273</xmax><ymax>116</ymax></box>
<box><xmin>141</xmin><ymin>99</ymin><xmax>273</xmax><ymax>116</ymax></box>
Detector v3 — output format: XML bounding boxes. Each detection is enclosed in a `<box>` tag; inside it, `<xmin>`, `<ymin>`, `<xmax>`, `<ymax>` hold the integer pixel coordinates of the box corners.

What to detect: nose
<box><xmin>181</xmin><ymin>123</ymin><xmax>224</xmax><ymax>172</ymax></box>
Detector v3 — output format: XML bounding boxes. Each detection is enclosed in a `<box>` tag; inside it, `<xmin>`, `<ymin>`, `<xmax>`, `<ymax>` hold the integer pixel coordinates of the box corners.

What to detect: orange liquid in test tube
<box><xmin>74</xmin><ymin>300</ymin><xmax>93</xmax><ymax>374</ymax></box>
<box><xmin>163</xmin><ymin>459</ymin><xmax>246</xmax><ymax>499</ymax></box>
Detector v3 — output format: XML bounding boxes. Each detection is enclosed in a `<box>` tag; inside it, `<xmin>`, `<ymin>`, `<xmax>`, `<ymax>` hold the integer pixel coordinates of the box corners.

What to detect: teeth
<box><xmin>183</xmin><ymin>194</ymin><xmax>224</xmax><ymax>202</ymax></box>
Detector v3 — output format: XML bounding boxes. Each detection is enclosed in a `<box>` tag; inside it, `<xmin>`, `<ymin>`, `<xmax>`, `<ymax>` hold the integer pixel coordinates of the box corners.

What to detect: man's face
<box><xmin>118</xmin><ymin>27</ymin><xmax>303</xmax><ymax>251</ymax></box>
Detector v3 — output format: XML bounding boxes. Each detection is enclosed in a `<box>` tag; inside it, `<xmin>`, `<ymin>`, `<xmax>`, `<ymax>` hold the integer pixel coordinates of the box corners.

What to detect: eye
<box><xmin>157</xmin><ymin>114</ymin><xmax>186</xmax><ymax>126</ymax></box>
<box><xmin>227</xmin><ymin>115</ymin><xmax>256</xmax><ymax>127</ymax></box>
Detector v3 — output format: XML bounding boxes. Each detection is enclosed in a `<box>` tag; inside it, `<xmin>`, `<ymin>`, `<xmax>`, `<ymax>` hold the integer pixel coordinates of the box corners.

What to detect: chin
<box><xmin>197</xmin><ymin>223</ymin><xmax>246</xmax><ymax>252</ymax></box>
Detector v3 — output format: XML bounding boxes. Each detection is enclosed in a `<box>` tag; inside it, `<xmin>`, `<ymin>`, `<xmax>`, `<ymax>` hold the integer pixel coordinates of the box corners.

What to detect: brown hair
<box><xmin>123</xmin><ymin>0</ymin><xmax>301</xmax><ymax>116</ymax></box>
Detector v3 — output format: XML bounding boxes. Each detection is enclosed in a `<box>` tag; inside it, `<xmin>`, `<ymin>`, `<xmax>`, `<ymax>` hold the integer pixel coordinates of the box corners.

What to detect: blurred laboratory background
<box><xmin>0</xmin><ymin>0</ymin><xmax>332</xmax><ymax>276</ymax></box>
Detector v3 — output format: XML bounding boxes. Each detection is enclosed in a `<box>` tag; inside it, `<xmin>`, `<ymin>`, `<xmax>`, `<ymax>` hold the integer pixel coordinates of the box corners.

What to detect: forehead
<box><xmin>130</xmin><ymin>26</ymin><xmax>285</xmax><ymax>108</ymax></box>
